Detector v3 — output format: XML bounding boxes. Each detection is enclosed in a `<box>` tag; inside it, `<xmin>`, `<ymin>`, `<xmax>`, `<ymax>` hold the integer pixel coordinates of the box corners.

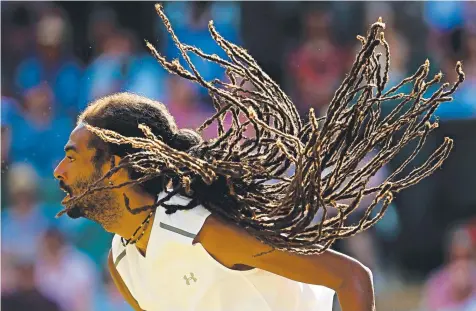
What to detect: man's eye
<box><xmin>67</xmin><ymin>156</ymin><xmax>75</xmax><ymax>162</ymax></box>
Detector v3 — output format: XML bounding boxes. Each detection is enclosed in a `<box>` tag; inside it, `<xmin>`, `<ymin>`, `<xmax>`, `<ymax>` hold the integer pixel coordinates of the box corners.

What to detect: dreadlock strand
<box><xmin>207</xmin><ymin>21</ymin><xmax>301</xmax><ymax>133</ymax></box>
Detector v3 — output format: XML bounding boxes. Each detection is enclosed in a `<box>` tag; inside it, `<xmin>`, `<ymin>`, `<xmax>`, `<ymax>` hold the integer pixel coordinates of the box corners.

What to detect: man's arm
<box><xmin>107</xmin><ymin>250</ymin><xmax>145</xmax><ymax>311</ymax></box>
<box><xmin>197</xmin><ymin>216</ymin><xmax>375</xmax><ymax>311</ymax></box>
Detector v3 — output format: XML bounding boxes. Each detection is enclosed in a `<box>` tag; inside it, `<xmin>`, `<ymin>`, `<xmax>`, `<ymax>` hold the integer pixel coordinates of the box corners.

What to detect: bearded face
<box><xmin>60</xmin><ymin>169</ymin><xmax>123</xmax><ymax>229</ymax></box>
<box><xmin>55</xmin><ymin>124</ymin><xmax>124</xmax><ymax>232</ymax></box>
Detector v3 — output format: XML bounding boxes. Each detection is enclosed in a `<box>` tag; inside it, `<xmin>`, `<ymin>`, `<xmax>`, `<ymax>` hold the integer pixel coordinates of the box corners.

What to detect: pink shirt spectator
<box><xmin>34</xmin><ymin>229</ymin><xmax>98</xmax><ymax>311</ymax></box>
<box><xmin>422</xmin><ymin>225</ymin><xmax>476</xmax><ymax>311</ymax></box>
<box><xmin>422</xmin><ymin>260</ymin><xmax>476</xmax><ymax>311</ymax></box>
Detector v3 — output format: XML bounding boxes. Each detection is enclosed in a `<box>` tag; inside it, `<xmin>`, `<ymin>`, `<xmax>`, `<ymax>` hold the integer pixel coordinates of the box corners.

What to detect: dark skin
<box><xmin>55</xmin><ymin>124</ymin><xmax>376</xmax><ymax>311</ymax></box>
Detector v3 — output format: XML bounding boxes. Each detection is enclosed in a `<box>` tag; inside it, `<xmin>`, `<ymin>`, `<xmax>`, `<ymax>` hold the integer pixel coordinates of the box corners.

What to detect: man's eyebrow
<box><xmin>64</xmin><ymin>145</ymin><xmax>78</xmax><ymax>153</ymax></box>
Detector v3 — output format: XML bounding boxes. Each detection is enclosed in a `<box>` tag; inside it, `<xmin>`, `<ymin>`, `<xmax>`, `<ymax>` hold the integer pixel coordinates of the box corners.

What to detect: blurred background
<box><xmin>1</xmin><ymin>1</ymin><xmax>475</xmax><ymax>311</ymax></box>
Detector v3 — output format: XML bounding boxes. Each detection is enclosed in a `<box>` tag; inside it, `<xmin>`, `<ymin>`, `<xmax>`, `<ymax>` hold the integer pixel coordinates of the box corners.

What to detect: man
<box><xmin>54</xmin><ymin>4</ymin><xmax>464</xmax><ymax>311</ymax></box>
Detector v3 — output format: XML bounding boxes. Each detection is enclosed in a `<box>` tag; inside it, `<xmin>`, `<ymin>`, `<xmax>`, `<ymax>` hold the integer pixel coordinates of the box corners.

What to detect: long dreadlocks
<box><xmin>58</xmin><ymin>4</ymin><xmax>465</xmax><ymax>255</ymax></box>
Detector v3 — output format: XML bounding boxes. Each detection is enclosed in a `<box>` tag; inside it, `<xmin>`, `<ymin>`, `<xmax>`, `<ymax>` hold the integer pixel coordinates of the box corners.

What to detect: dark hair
<box><xmin>79</xmin><ymin>93</ymin><xmax>203</xmax><ymax>197</ymax></box>
<box><xmin>58</xmin><ymin>5</ymin><xmax>465</xmax><ymax>255</ymax></box>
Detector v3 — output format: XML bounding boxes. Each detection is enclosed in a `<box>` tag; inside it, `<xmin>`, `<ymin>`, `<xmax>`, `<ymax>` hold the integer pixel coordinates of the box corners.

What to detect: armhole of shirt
<box><xmin>111</xmin><ymin>234</ymin><xmax>127</xmax><ymax>268</ymax></box>
<box><xmin>157</xmin><ymin>196</ymin><xmax>212</xmax><ymax>246</ymax></box>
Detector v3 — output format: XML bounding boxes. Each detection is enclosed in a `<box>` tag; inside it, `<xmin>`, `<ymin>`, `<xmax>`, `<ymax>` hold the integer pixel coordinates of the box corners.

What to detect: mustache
<box><xmin>58</xmin><ymin>181</ymin><xmax>82</xmax><ymax>218</ymax></box>
<box><xmin>59</xmin><ymin>180</ymin><xmax>72</xmax><ymax>195</ymax></box>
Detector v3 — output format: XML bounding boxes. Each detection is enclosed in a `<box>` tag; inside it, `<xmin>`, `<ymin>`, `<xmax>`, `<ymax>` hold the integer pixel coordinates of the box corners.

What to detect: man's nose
<box><xmin>53</xmin><ymin>161</ymin><xmax>66</xmax><ymax>181</ymax></box>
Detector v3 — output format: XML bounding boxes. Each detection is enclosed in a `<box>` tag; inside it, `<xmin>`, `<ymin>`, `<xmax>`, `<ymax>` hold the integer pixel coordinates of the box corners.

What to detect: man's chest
<box><xmin>118</xmin><ymin>245</ymin><xmax>222</xmax><ymax>311</ymax></box>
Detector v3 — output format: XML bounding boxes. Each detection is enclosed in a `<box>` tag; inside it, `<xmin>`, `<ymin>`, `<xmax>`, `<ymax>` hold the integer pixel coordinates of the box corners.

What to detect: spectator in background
<box><xmin>8</xmin><ymin>84</ymin><xmax>73</xmax><ymax>177</ymax></box>
<box><xmin>463</xmin><ymin>2</ymin><xmax>476</xmax><ymax>34</ymax></box>
<box><xmin>424</xmin><ymin>2</ymin><xmax>476</xmax><ymax>73</ymax></box>
<box><xmin>456</xmin><ymin>30</ymin><xmax>476</xmax><ymax>114</ymax></box>
<box><xmin>1</xmin><ymin>253</ymin><xmax>18</xmax><ymax>296</ymax></box>
<box><xmin>377</xmin><ymin>25</ymin><xmax>413</xmax><ymax>120</ymax></box>
<box><xmin>161</xmin><ymin>2</ymin><xmax>241</xmax><ymax>97</ymax></box>
<box><xmin>78</xmin><ymin>27</ymin><xmax>168</xmax><ymax>109</ymax></box>
<box><xmin>2</xmin><ymin>97</ymin><xmax>106</xmax><ymax>269</ymax></box>
<box><xmin>77</xmin><ymin>29</ymin><xmax>136</xmax><ymax>110</ymax></box>
<box><xmin>421</xmin><ymin>224</ymin><xmax>476</xmax><ymax>311</ymax></box>
<box><xmin>1</xmin><ymin>96</ymin><xmax>16</xmax><ymax>208</ymax></box>
<box><xmin>465</xmin><ymin>32</ymin><xmax>476</xmax><ymax>77</ymax></box>
<box><xmin>82</xmin><ymin>7</ymin><xmax>168</xmax><ymax>105</ymax></box>
<box><xmin>14</xmin><ymin>8</ymin><xmax>82</xmax><ymax>117</ymax></box>
<box><xmin>365</xmin><ymin>2</ymin><xmax>411</xmax><ymax>86</ymax></box>
<box><xmin>240</xmin><ymin>2</ymin><xmax>302</xmax><ymax>87</ymax></box>
<box><xmin>164</xmin><ymin>75</ymin><xmax>254</xmax><ymax>141</ymax></box>
<box><xmin>428</xmin><ymin>8</ymin><xmax>476</xmax><ymax>121</ymax></box>
<box><xmin>1</xmin><ymin>4</ymin><xmax>38</xmax><ymax>97</ymax></box>
<box><xmin>288</xmin><ymin>7</ymin><xmax>348</xmax><ymax>116</ymax></box>
<box><xmin>1</xmin><ymin>125</ymin><xmax>12</xmax><ymax>208</ymax></box>
<box><xmin>165</xmin><ymin>75</ymin><xmax>216</xmax><ymax>140</ymax></box>
<box><xmin>365</xmin><ymin>2</ymin><xmax>413</xmax><ymax>120</ymax></box>
<box><xmin>94</xmin><ymin>267</ymin><xmax>133</xmax><ymax>311</ymax></box>
<box><xmin>122</xmin><ymin>42</ymin><xmax>168</xmax><ymax>102</ymax></box>
<box><xmin>87</xmin><ymin>6</ymin><xmax>119</xmax><ymax>60</ymax></box>
<box><xmin>433</xmin><ymin>55</ymin><xmax>476</xmax><ymax>120</ymax></box>
<box><xmin>1</xmin><ymin>163</ymin><xmax>50</xmax><ymax>261</ymax></box>
<box><xmin>424</xmin><ymin>1</ymin><xmax>467</xmax><ymax>34</ymax></box>
<box><xmin>1</xmin><ymin>96</ymin><xmax>21</xmax><ymax>127</ymax></box>
<box><xmin>35</xmin><ymin>227</ymin><xmax>98</xmax><ymax>311</ymax></box>
<box><xmin>423</xmin><ymin>2</ymin><xmax>466</xmax><ymax>66</ymax></box>
<box><xmin>1</xmin><ymin>260</ymin><xmax>61</xmax><ymax>311</ymax></box>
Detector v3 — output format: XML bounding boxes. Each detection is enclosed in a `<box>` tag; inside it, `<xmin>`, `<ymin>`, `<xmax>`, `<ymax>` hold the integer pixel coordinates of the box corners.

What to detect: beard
<box><xmin>60</xmin><ymin>170</ymin><xmax>123</xmax><ymax>230</ymax></box>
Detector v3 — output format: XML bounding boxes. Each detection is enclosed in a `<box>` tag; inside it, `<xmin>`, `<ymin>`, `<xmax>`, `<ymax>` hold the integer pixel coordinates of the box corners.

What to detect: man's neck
<box><xmin>135</xmin><ymin>212</ymin><xmax>156</xmax><ymax>256</ymax></box>
<box><xmin>113</xmin><ymin>189</ymin><xmax>157</xmax><ymax>254</ymax></box>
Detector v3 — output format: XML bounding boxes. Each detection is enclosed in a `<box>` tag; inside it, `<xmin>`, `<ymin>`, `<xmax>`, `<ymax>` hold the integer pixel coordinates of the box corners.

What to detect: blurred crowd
<box><xmin>1</xmin><ymin>2</ymin><xmax>476</xmax><ymax>311</ymax></box>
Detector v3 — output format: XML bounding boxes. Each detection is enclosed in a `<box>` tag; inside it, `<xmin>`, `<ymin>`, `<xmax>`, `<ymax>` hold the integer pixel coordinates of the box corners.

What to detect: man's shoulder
<box><xmin>196</xmin><ymin>215</ymin><xmax>264</xmax><ymax>261</ymax></box>
<box><xmin>195</xmin><ymin>215</ymin><xmax>253</xmax><ymax>269</ymax></box>
<box><xmin>196</xmin><ymin>214</ymin><xmax>242</xmax><ymax>243</ymax></box>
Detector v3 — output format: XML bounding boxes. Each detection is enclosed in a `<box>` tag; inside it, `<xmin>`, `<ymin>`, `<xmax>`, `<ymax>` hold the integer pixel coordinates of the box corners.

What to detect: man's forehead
<box><xmin>66</xmin><ymin>124</ymin><xmax>93</xmax><ymax>151</ymax></box>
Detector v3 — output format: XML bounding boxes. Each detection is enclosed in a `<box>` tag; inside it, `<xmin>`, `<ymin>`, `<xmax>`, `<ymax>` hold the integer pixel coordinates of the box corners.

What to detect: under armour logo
<box><xmin>183</xmin><ymin>272</ymin><xmax>197</xmax><ymax>285</ymax></box>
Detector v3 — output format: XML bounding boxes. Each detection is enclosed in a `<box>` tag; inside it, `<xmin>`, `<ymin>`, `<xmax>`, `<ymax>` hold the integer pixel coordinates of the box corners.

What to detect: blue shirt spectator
<box><xmin>1</xmin><ymin>163</ymin><xmax>50</xmax><ymax>262</ymax></box>
<box><xmin>8</xmin><ymin>85</ymin><xmax>73</xmax><ymax>178</ymax></box>
<box><xmin>78</xmin><ymin>29</ymin><xmax>168</xmax><ymax>111</ymax></box>
<box><xmin>14</xmin><ymin>12</ymin><xmax>82</xmax><ymax>116</ymax></box>
<box><xmin>15</xmin><ymin>57</ymin><xmax>82</xmax><ymax>115</ymax></box>
<box><xmin>161</xmin><ymin>2</ymin><xmax>241</xmax><ymax>95</ymax></box>
<box><xmin>424</xmin><ymin>1</ymin><xmax>466</xmax><ymax>32</ymax></box>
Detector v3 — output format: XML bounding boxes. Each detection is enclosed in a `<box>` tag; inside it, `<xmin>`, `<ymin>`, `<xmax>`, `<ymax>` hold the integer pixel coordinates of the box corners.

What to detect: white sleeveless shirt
<box><xmin>111</xmin><ymin>193</ymin><xmax>335</xmax><ymax>311</ymax></box>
